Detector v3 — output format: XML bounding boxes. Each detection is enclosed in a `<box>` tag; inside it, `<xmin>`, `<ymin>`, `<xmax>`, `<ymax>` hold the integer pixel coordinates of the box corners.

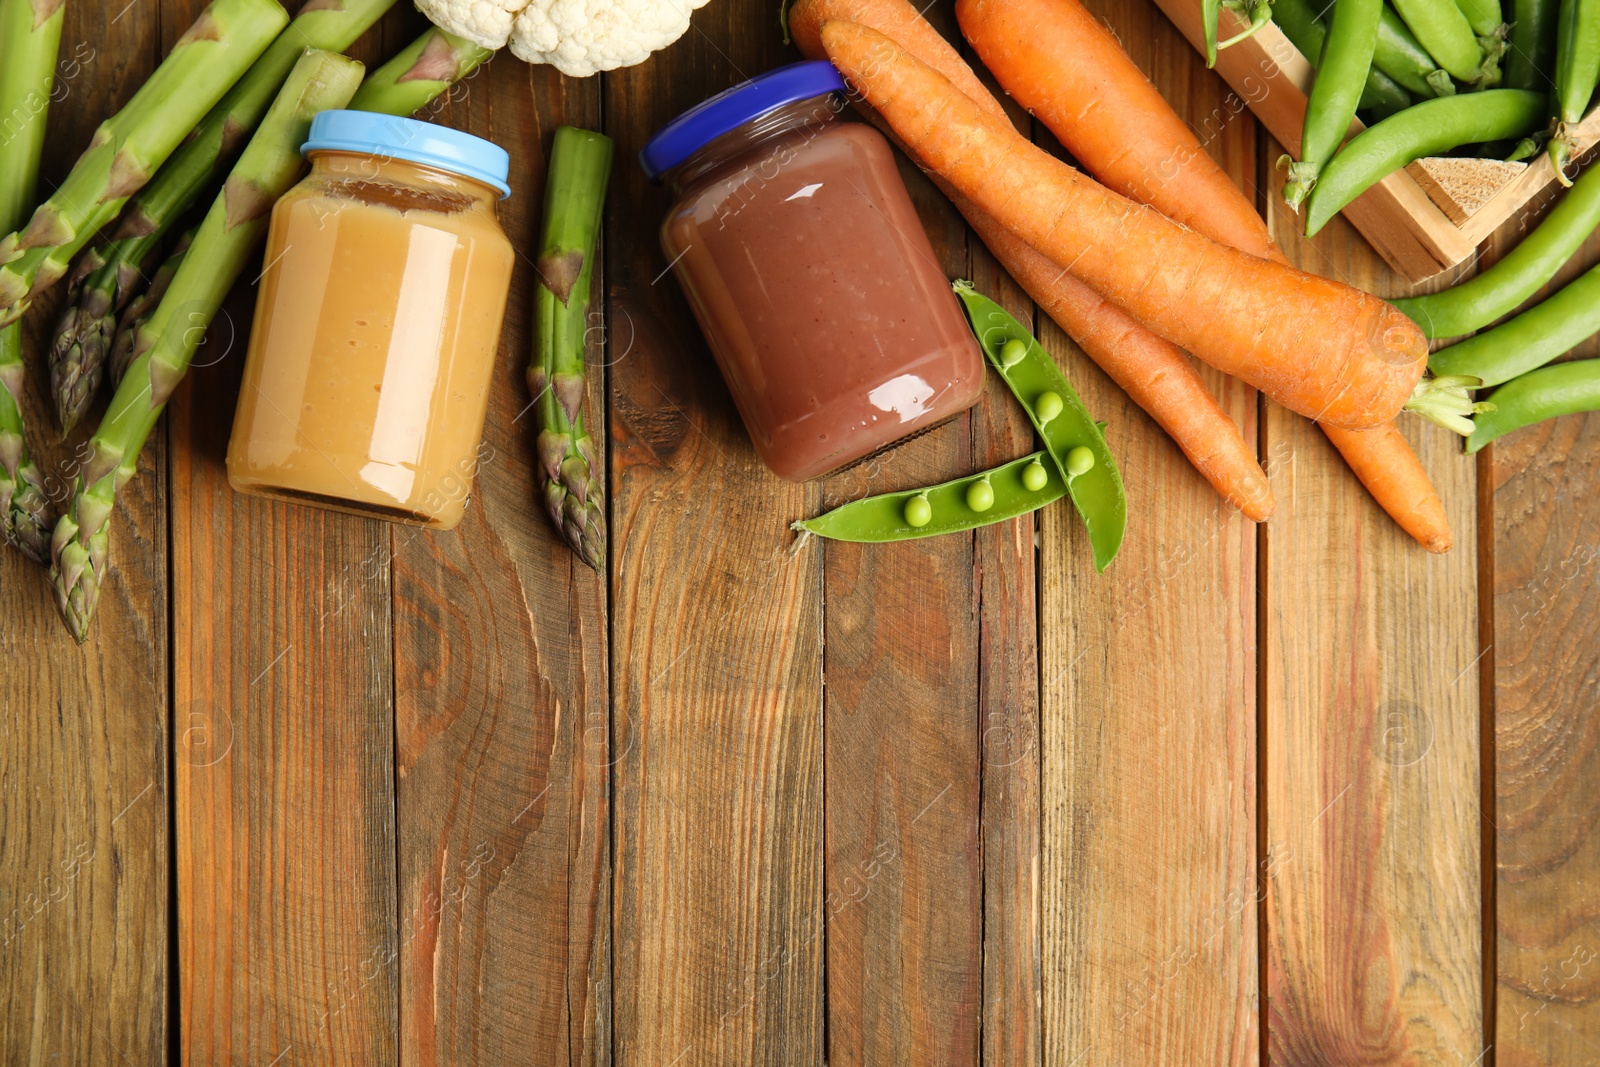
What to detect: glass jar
<box><xmin>227</xmin><ymin>111</ymin><xmax>516</xmax><ymax>529</ymax></box>
<box><xmin>643</xmin><ymin>61</ymin><xmax>986</xmax><ymax>483</ymax></box>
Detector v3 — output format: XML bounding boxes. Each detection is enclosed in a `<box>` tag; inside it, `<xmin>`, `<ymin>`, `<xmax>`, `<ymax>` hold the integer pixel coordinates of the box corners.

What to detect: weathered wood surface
<box><xmin>3</xmin><ymin>0</ymin><xmax>1600</xmax><ymax>1064</ymax></box>
<box><xmin>0</xmin><ymin>3</ymin><xmax>170</xmax><ymax>1063</ymax></box>
<box><xmin>1036</xmin><ymin>1</ymin><xmax>1259</xmax><ymax>1063</ymax></box>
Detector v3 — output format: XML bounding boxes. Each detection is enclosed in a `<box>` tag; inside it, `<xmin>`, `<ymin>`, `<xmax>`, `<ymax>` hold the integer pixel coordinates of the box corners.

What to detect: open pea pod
<box><xmin>953</xmin><ymin>281</ymin><xmax>1127</xmax><ymax>571</ymax></box>
<box><xmin>794</xmin><ymin>451</ymin><xmax>1067</xmax><ymax>543</ymax></box>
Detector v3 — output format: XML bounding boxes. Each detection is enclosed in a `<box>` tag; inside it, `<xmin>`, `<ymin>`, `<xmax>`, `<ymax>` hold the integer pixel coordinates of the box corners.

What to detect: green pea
<box><xmin>1430</xmin><ymin>255</ymin><xmax>1600</xmax><ymax>387</ymax></box>
<box><xmin>1021</xmin><ymin>459</ymin><xmax>1049</xmax><ymax>492</ymax></box>
<box><xmin>1065</xmin><ymin>446</ymin><xmax>1096</xmax><ymax>477</ymax></box>
<box><xmin>954</xmin><ymin>281</ymin><xmax>1127</xmax><ymax>572</ymax></box>
<box><xmin>999</xmin><ymin>339</ymin><xmax>1028</xmax><ymax>368</ymax></box>
<box><xmin>904</xmin><ymin>493</ymin><xmax>932</xmax><ymax>528</ymax></box>
<box><xmin>966</xmin><ymin>477</ymin><xmax>995</xmax><ymax>512</ymax></box>
<box><xmin>1466</xmin><ymin>359</ymin><xmax>1600</xmax><ymax>453</ymax></box>
<box><xmin>1281</xmin><ymin>0</ymin><xmax>1383</xmax><ymax>212</ymax></box>
<box><xmin>794</xmin><ymin>451</ymin><xmax>1067</xmax><ymax>543</ymax></box>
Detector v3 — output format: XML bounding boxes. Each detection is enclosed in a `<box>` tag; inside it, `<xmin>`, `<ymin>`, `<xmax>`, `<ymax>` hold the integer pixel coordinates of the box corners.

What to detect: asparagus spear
<box><xmin>48</xmin><ymin>0</ymin><xmax>397</xmax><ymax>430</ymax></box>
<box><xmin>0</xmin><ymin>0</ymin><xmax>289</xmax><ymax>326</ymax></box>
<box><xmin>531</xmin><ymin>127</ymin><xmax>612</xmax><ymax>571</ymax></box>
<box><xmin>0</xmin><ymin>0</ymin><xmax>64</xmax><ymax>564</ymax></box>
<box><xmin>109</xmin><ymin>227</ymin><xmax>194</xmax><ymax>389</ymax></box>
<box><xmin>50</xmin><ymin>49</ymin><xmax>364</xmax><ymax>641</ymax></box>
<box><xmin>347</xmin><ymin>27</ymin><xmax>494</xmax><ymax>116</ymax></box>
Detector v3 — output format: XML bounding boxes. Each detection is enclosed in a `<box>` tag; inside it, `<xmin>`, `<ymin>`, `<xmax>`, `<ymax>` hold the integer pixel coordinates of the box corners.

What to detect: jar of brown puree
<box><xmin>227</xmin><ymin>112</ymin><xmax>516</xmax><ymax>529</ymax></box>
<box><xmin>643</xmin><ymin>61</ymin><xmax>986</xmax><ymax>482</ymax></box>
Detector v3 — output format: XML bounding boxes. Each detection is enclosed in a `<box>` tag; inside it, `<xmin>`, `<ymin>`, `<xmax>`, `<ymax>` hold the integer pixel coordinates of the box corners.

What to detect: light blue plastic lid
<box><xmin>302</xmin><ymin>110</ymin><xmax>512</xmax><ymax>199</ymax></box>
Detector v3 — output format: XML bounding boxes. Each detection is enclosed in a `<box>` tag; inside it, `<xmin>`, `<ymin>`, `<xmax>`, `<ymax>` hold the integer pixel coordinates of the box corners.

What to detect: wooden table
<box><xmin>3</xmin><ymin>0</ymin><xmax>1596</xmax><ymax>1063</ymax></box>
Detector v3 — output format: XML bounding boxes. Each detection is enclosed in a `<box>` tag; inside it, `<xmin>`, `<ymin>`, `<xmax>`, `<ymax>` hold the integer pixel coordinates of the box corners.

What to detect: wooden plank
<box><xmin>1488</xmin><ymin>219</ymin><xmax>1600</xmax><ymax>1066</ymax></box>
<box><xmin>170</xmin><ymin>6</ymin><xmax>409</xmax><ymax>1064</ymax></box>
<box><xmin>820</xmin><ymin>27</ymin><xmax>983</xmax><ymax>1059</ymax></box>
<box><xmin>1037</xmin><ymin>1</ymin><xmax>1259</xmax><ymax>1061</ymax></box>
<box><xmin>1262</xmin><ymin>142</ymin><xmax>1483</xmax><ymax>1064</ymax></box>
<box><xmin>604</xmin><ymin>11</ymin><xmax>825</xmax><ymax>1064</ymax></box>
<box><xmin>967</xmin><ymin>91</ymin><xmax>1043</xmax><ymax>1067</ymax></box>
<box><xmin>0</xmin><ymin>3</ymin><xmax>168</xmax><ymax>1061</ymax></box>
<box><xmin>391</xmin><ymin>55</ymin><xmax>609</xmax><ymax>1067</ymax></box>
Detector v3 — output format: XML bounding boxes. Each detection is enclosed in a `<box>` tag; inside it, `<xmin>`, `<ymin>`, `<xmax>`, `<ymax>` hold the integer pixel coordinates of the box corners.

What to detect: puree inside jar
<box><xmin>661</xmin><ymin>118</ymin><xmax>985</xmax><ymax>482</ymax></box>
<box><xmin>228</xmin><ymin>156</ymin><xmax>515</xmax><ymax>528</ymax></box>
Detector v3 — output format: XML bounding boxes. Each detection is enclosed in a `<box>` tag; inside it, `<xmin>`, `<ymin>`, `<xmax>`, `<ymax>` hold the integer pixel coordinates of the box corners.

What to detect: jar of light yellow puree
<box><xmin>227</xmin><ymin>111</ymin><xmax>516</xmax><ymax>529</ymax></box>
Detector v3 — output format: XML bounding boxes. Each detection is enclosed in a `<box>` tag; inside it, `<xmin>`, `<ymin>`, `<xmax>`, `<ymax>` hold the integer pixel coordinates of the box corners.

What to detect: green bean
<box><xmin>1430</xmin><ymin>257</ymin><xmax>1600</xmax><ymax>385</ymax></box>
<box><xmin>954</xmin><ymin>282</ymin><xmax>1127</xmax><ymax>571</ymax></box>
<box><xmin>1283</xmin><ymin>0</ymin><xmax>1385</xmax><ymax>209</ymax></box>
<box><xmin>1452</xmin><ymin>0</ymin><xmax>1504</xmax><ymax>37</ymax></box>
<box><xmin>1376</xmin><ymin>4</ymin><xmax>1457</xmax><ymax>95</ymax></box>
<box><xmin>1304</xmin><ymin>88</ymin><xmax>1546</xmax><ymax>234</ymax></box>
<box><xmin>1395</xmin><ymin>160</ymin><xmax>1600</xmax><ymax>337</ymax></box>
<box><xmin>1273</xmin><ymin>0</ymin><xmax>1415</xmax><ymax>117</ymax></box>
<box><xmin>1465</xmin><ymin>358</ymin><xmax>1600</xmax><ymax>452</ymax></box>
<box><xmin>1391</xmin><ymin>0</ymin><xmax>1488</xmax><ymax>80</ymax></box>
<box><xmin>1549</xmin><ymin>0</ymin><xmax>1600</xmax><ymax>179</ymax></box>
<box><xmin>1505</xmin><ymin>0</ymin><xmax>1560</xmax><ymax>90</ymax></box>
<box><xmin>794</xmin><ymin>450</ymin><xmax>1067</xmax><ymax>542</ymax></box>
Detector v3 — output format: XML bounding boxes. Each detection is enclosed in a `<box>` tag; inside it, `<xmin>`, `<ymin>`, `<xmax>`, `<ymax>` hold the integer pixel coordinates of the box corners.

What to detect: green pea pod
<box><xmin>1304</xmin><ymin>88</ymin><xmax>1545</xmax><ymax>235</ymax></box>
<box><xmin>1204</xmin><ymin>0</ymin><xmax>1275</xmax><ymax>66</ymax></box>
<box><xmin>953</xmin><ymin>282</ymin><xmax>1127</xmax><ymax>572</ymax></box>
<box><xmin>1452</xmin><ymin>0</ymin><xmax>1503</xmax><ymax>36</ymax></box>
<box><xmin>1203</xmin><ymin>0</ymin><xmax>1224</xmax><ymax>66</ymax></box>
<box><xmin>1550</xmin><ymin>0</ymin><xmax>1600</xmax><ymax>178</ymax></box>
<box><xmin>1375</xmin><ymin>4</ymin><xmax>1456</xmax><ymax>96</ymax></box>
<box><xmin>1283</xmin><ymin>0</ymin><xmax>1385</xmax><ymax>210</ymax></box>
<box><xmin>1396</xmin><ymin>159</ymin><xmax>1600</xmax><ymax>337</ymax></box>
<box><xmin>1390</xmin><ymin>0</ymin><xmax>1488</xmax><ymax>81</ymax></box>
<box><xmin>1430</xmin><ymin>257</ymin><xmax>1600</xmax><ymax>386</ymax></box>
<box><xmin>794</xmin><ymin>451</ymin><xmax>1067</xmax><ymax>543</ymax></box>
<box><xmin>1274</xmin><ymin>0</ymin><xmax>1415</xmax><ymax>113</ymax></box>
<box><xmin>1466</xmin><ymin>358</ymin><xmax>1600</xmax><ymax>452</ymax></box>
<box><xmin>1504</xmin><ymin>0</ymin><xmax>1560</xmax><ymax>90</ymax></box>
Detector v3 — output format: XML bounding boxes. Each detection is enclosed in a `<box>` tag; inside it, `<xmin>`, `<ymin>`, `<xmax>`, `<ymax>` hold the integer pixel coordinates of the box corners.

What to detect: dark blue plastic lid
<box><xmin>640</xmin><ymin>60</ymin><xmax>846</xmax><ymax>182</ymax></box>
<box><xmin>302</xmin><ymin>110</ymin><xmax>512</xmax><ymax>199</ymax></box>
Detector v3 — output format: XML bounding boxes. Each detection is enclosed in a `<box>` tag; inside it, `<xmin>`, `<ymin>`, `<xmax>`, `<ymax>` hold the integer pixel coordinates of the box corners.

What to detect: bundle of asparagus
<box><xmin>0</xmin><ymin>0</ymin><xmax>64</xmax><ymax>563</ymax></box>
<box><xmin>0</xmin><ymin>0</ymin><xmax>288</xmax><ymax>327</ymax></box>
<box><xmin>53</xmin><ymin>25</ymin><xmax>495</xmax><ymax>431</ymax></box>
<box><xmin>50</xmin><ymin>49</ymin><xmax>365</xmax><ymax>641</ymax></box>
<box><xmin>47</xmin><ymin>0</ymin><xmax>401</xmax><ymax>432</ymax></box>
<box><xmin>531</xmin><ymin>127</ymin><xmax>612</xmax><ymax>570</ymax></box>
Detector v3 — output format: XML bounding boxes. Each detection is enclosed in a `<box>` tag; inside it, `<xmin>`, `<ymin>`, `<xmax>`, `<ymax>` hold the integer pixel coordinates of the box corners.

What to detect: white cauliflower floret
<box><xmin>509</xmin><ymin>0</ymin><xmax>714</xmax><ymax>77</ymax></box>
<box><xmin>417</xmin><ymin>0</ymin><xmax>528</xmax><ymax>50</ymax></box>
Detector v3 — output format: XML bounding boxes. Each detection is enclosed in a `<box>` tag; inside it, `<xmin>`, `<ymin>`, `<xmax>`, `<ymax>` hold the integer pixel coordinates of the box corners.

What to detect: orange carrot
<box><xmin>788</xmin><ymin>0</ymin><xmax>1275</xmax><ymax>520</ymax></box>
<box><xmin>958</xmin><ymin>195</ymin><xmax>1275</xmax><ymax>520</ymax></box>
<box><xmin>1320</xmin><ymin>424</ymin><xmax>1452</xmax><ymax>552</ymax></box>
<box><xmin>818</xmin><ymin>19</ymin><xmax>1429</xmax><ymax>432</ymax></box>
<box><xmin>957</xmin><ymin>0</ymin><xmax>1286</xmax><ymax>265</ymax></box>
<box><xmin>953</xmin><ymin>0</ymin><xmax>1447</xmax><ymax>548</ymax></box>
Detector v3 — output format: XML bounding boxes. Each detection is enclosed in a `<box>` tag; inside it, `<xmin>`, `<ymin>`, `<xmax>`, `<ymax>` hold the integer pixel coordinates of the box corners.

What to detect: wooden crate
<box><xmin>1152</xmin><ymin>0</ymin><xmax>1600</xmax><ymax>281</ymax></box>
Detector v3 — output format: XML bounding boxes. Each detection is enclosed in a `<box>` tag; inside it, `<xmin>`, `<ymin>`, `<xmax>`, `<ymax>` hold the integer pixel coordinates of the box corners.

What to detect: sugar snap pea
<box><xmin>1283</xmin><ymin>0</ymin><xmax>1385</xmax><ymax>209</ymax></box>
<box><xmin>1390</xmin><ymin>0</ymin><xmax>1489</xmax><ymax>81</ymax></box>
<box><xmin>954</xmin><ymin>282</ymin><xmax>1127</xmax><ymax>571</ymax></box>
<box><xmin>1395</xmin><ymin>159</ymin><xmax>1600</xmax><ymax>337</ymax></box>
<box><xmin>1505</xmin><ymin>0</ymin><xmax>1560</xmax><ymax>90</ymax></box>
<box><xmin>1549</xmin><ymin>0</ymin><xmax>1600</xmax><ymax>179</ymax></box>
<box><xmin>1429</xmin><ymin>257</ymin><xmax>1600</xmax><ymax>385</ymax></box>
<box><xmin>1452</xmin><ymin>0</ymin><xmax>1504</xmax><ymax>37</ymax></box>
<box><xmin>1304</xmin><ymin>88</ymin><xmax>1545</xmax><ymax>235</ymax></box>
<box><xmin>793</xmin><ymin>451</ymin><xmax>1067</xmax><ymax>543</ymax></box>
<box><xmin>1466</xmin><ymin>359</ymin><xmax>1600</xmax><ymax>452</ymax></box>
<box><xmin>1273</xmin><ymin>0</ymin><xmax>1415</xmax><ymax>116</ymax></box>
<box><xmin>1376</xmin><ymin>4</ymin><xmax>1457</xmax><ymax>96</ymax></box>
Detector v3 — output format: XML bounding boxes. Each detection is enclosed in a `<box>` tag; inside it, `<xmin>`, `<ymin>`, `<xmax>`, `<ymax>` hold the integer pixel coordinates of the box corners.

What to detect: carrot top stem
<box><xmin>1406</xmin><ymin>375</ymin><xmax>1495</xmax><ymax>436</ymax></box>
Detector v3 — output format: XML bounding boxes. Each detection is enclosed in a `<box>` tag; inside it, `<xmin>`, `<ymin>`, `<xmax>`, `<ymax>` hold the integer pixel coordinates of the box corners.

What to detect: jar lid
<box><xmin>640</xmin><ymin>60</ymin><xmax>846</xmax><ymax>182</ymax></box>
<box><xmin>302</xmin><ymin>110</ymin><xmax>513</xmax><ymax>199</ymax></box>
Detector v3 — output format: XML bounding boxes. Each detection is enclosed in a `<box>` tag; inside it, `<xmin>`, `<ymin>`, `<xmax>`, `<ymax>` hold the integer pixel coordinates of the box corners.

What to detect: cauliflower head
<box><xmin>417</xmin><ymin>0</ymin><xmax>714</xmax><ymax>78</ymax></box>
